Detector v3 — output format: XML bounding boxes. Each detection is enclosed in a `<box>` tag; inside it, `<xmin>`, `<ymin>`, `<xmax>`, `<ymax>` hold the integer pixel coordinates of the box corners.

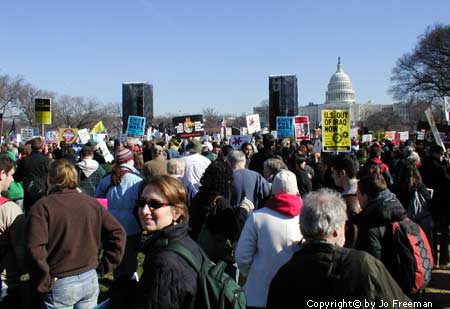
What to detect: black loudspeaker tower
<box><xmin>122</xmin><ymin>82</ymin><xmax>153</xmax><ymax>133</ymax></box>
<box><xmin>269</xmin><ymin>75</ymin><xmax>298</xmax><ymax>131</ymax></box>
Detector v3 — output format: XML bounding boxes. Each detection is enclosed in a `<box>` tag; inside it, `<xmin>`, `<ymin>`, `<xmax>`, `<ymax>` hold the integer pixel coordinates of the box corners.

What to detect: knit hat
<box><xmin>187</xmin><ymin>140</ymin><xmax>202</xmax><ymax>153</ymax></box>
<box><xmin>271</xmin><ymin>170</ymin><xmax>299</xmax><ymax>196</ymax></box>
<box><xmin>115</xmin><ymin>147</ymin><xmax>134</xmax><ymax>164</ymax></box>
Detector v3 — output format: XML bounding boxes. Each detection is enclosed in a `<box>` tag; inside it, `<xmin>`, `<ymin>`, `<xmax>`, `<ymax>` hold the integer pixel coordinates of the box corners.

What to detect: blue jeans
<box><xmin>43</xmin><ymin>269</ymin><xmax>99</xmax><ymax>309</ymax></box>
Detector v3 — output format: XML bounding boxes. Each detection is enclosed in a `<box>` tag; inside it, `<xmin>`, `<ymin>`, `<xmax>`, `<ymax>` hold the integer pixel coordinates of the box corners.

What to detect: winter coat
<box><xmin>353</xmin><ymin>189</ymin><xmax>406</xmax><ymax>260</ymax></box>
<box><xmin>136</xmin><ymin>224</ymin><xmax>204</xmax><ymax>309</ymax></box>
<box><xmin>95</xmin><ymin>163</ymin><xmax>142</xmax><ymax>235</ymax></box>
<box><xmin>266</xmin><ymin>242</ymin><xmax>410</xmax><ymax>308</ymax></box>
<box><xmin>230</xmin><ymin>168</ymin><xmax>271</xmax><ymax>209</ymax></box>
<box><xmin>420</xmin><ymin>156</ymin><xmax>450</xmax><ymax>215</ymax></box>
<box><xmin>189</xmin><ymin>190</ymin><xmax>248</xmax><ymax>263</ymax></box>
<box><xmin>235</xmin><ymin>193</ymin><xmax>302</xmax><ymax>307</ymax></box>
<box><xmin>76</xmin><ymin>159</ymin><xmax>106</xmax><ymax>197</ymax></box>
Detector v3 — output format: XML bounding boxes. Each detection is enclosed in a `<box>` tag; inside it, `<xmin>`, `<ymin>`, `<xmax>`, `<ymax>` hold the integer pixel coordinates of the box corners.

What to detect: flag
<box><xmin>8</xmin><ymin>119</ymin><xmax>16</xmax><ymax>134</ymax></box>
<box><xmin>91</xmin><ymin>120</ymin><xmax>106</xmax><ymax>134</ymax></box>
<box><xmin>444</xmin><ymin>97</ymin><xmax>450</xmax><ymax>123</ymax></box>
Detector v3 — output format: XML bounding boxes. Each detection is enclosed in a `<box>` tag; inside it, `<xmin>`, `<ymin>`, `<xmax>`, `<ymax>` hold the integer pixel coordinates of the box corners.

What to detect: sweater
<box><xmin>27</xmin><ymin>189</ymin><xmax>126</xmax><ymax>293</ymax></box>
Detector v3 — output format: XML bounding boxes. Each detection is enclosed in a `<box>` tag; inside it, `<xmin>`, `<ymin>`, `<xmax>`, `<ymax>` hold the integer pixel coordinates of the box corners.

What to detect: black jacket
<box><xmin>248</xmin><ymin>148</ymin><xmax>274</xmax><ymax>176</ymax></box>
<box><xmin>15</xmin><ymin>151</ymin><xmax>52</xmax><ymax>210</ymax></box>
<box><xmin>136</xmin><ymin>224</ymin><xmax>204</xmax><ymax>309</ymax></box>
<box><xmin>353</xmin><ymin>189</ymin><xmax>406</xmax><ymax>260</ymax></box>
<box><xmin>420</xmin><ymin>156</ymin><xmax>450</xmax><ymax>215</ymax></box>
<box><xmin>267</xmin><ymin>242</ymin><xmax>410</xmax><ymax>308</ymax></box>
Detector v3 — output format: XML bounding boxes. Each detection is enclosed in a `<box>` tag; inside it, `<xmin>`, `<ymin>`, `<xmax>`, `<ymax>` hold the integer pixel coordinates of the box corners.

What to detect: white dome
<box><xmin>325</xmin><ymin>58</ymin><xmax>355</xmax><ymax>104</ymax></box>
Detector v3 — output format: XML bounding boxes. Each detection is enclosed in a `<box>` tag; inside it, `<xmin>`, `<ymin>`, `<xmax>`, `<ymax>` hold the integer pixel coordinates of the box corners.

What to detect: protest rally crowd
<box><xmin>0</xmin><ymin>131</ymin><xmax>449</xmax><ymax>309</ymax></box>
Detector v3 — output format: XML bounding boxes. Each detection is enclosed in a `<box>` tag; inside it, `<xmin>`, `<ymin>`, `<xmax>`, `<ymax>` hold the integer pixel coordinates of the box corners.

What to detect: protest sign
<box><xmin>321</xmin><ymin>110</ymin><xmax>350</xmax><ymax>152</ymax></box>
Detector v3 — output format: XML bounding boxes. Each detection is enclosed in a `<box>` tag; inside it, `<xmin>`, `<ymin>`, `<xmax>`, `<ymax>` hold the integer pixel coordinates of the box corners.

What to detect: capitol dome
<box><xmin>325</xmin><ymin>58</ymin><xmax>355</xmax><ymax>104</ymax></box>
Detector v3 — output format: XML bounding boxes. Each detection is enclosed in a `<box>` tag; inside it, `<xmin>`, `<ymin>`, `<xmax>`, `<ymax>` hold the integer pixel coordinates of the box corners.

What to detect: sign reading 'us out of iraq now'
<box><xmin>321</xmin><ymin>109</ymin><xmax>350</xmax><ymax>152</ymax></box>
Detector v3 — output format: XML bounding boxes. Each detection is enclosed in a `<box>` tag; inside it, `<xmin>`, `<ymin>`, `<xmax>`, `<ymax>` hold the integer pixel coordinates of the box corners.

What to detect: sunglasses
<box><xmin>135</xmin><ymin>199</ymin><xmax>170</xmax><ymax>209</ymax></box>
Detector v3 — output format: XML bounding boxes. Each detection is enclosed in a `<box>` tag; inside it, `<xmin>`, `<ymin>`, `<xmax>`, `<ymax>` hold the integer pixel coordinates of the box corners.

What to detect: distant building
<box><xmin>253</xmin><ymin>105</ymin><xmax>269</xmax><ymax>126</ymax></box>
<box><xmin>122</xmin><ymin>82</ymin><xmax>153</xmax><ymax>133</ymax></box>
<box><xmin>299</xmin><ymin>102</ymin><xmax>320</xmax><ymax>128</ymax></box>
<box><xmin>268</xmin><ymin>75</ymin><xmax>298</xmax><ymax>130</ymax></box>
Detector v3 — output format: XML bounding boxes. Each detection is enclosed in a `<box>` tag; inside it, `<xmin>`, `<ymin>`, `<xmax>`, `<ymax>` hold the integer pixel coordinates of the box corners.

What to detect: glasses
<box><xmin>136</xmin><ymin>199</ymin><xmax>170</xmax><ymax>209</ymax></box>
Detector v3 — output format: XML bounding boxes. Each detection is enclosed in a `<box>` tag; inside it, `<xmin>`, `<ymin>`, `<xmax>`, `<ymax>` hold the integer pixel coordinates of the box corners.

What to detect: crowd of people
<box><xmin>0</xmin><ymin>132</ymin><xmax>448</xmax><ymax>308</ymax></box>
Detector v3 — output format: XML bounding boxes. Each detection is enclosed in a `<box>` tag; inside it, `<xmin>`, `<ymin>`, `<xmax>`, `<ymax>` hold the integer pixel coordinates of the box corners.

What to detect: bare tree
<box><xmin>52</xmin><ymin>95</ymin><xmax>102</xmax><ymax>129</ymax></box>
<box><xmin>102</xmin><ymin>101</ymin><xmax>123</xmax><ymax>136</ymax></box>
<box><xmin>14</xmin><ymin>83</ymin><xmax>56</xmax><ymax>126</ymax></box>
<box><xmin>390</xmin><ymin>24</ymin><xmax>450</xmax><ymax>103</ymax></box>
<box><xmin>202</xmin><ymin>107</ymin><xmax>222</xmax><ymax>133</ymax></box>
<box><xmin>0</xmin><ymin>74</ymin><xmax>26</xmax><ymax>111</ymax></box>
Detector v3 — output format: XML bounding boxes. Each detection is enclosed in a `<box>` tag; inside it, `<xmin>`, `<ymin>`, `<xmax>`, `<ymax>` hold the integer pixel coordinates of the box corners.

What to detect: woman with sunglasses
<box><xmin>130</xmin><ymin>175</ymin><xmax>204</xmax><ymax>308</ymax></box>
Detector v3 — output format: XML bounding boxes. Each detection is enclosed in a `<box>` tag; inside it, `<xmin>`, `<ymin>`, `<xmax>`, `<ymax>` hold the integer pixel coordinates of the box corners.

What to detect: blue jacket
<box><xmin>96</xmin><ymin>164</ymin><xmax>142</xmax><ymax>235</ymax></box>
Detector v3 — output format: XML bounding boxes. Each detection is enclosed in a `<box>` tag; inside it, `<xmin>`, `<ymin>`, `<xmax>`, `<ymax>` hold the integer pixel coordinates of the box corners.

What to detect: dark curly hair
<box><xmin>200</xmin><ymin>160</ymin><xmax>233</xmax><ymax>198</ymax></box>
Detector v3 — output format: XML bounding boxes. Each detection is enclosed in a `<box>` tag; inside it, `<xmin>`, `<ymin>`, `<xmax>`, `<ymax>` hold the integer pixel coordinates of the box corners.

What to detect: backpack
<box><xmin>23</xmin><ymin>175</ymin><xmax>47</xmax><ymax>207</ymax></box>
<box><xmin>387</xmin><ymin>218</ymin><xmax>434</xmax><ymax>295</ymax></box>
<box><xmin>166</xmin><ymin>242</ymin><xmax>246</xmax><ymax>309</ymax></box>
<box><xmin>407</xmin><ymin>185</ymin><xmax>434</xmax><ymax>235</ymax></box>
<box><xmin>197</xmin><ymin>196</ymin><xmax>234</xmax><ymax>263</ymax></box>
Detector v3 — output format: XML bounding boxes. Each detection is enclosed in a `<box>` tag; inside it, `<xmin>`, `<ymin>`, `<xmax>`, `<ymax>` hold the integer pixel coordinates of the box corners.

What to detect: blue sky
<box><xmin>1</xmin><ymin>1</ymin><xmax>449</xmax><ymax>116</ymax></box>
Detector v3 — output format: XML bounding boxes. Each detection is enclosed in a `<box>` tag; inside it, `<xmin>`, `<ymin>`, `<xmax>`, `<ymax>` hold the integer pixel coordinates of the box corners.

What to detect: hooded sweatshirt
<box><xmin>76</xmin><ymin>159</ymin><xmax>100</xmax><ymax>178</ymax></box>
<box><xmin>264</xmin><ymin>193</ymin><xmax>303</xmax><ymax>217</ymax></box>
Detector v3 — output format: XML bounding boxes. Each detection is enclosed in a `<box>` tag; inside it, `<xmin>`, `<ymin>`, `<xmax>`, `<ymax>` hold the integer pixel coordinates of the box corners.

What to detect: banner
<box><xmin>58</xmin><ymin>128</ymin><xmax>78</xmax><ymax>144</ymax></box>
<box><xmin>424</xmin><ymin>107</ymin><xmax>445</xmax><ymax>151</ymax></box>
<box><xmin>127</xmin><ymin>116</ymin><xmax>146</xmax><ymax>136</ymax></box>
<box><xmin>321</xmin><ymin>110</ymin><xmax>350</xmax><ymax>152</ymax></box>
<box><xmin>35</xmin><ymin>98</ymin><xmax>52</xmax><ymax>124</ymax></box>
<box><xmin>294</xmin><ymin>116</ymin><xmax>310</xmax><ymax>140</ymax></box>
<box><xmin>173</xmin><ymin>115</ymin><xmax>205</xmax><ymax>138</ymax></box>
<box><xmin>246</xmin><ymin>114</ymin><xmax>261</xmax><ymax>134</ymax></box>
<box><xmin>230</xmin><ymin>135</ymin><xmax>252</xmax><ymax>150</ymax></box>
<box><xmin>91</xmin><ymin>120</ymin><xmax>106</xmax><ymax>134</ymax></box>
<box><xmin>276</xmin><ymin>116</ymin><xmax>294</xmax><ymax>139</ymax></box>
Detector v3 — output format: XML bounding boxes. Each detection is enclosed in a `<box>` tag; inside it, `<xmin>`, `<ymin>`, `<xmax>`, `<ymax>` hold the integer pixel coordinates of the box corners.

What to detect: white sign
<box><xmin>78</xmin><ymin>129</ymin><xmax>91</xmax><ymax>144</ymax></box>
<box><xmin>362</xmin><ymin>134</ymin><xmax>372</xmax><ymax>143</ymax></box>
<box><xmin>399</xmin><ymin>131</ymin><xmax>409</xmax><ymax>142</ymax></box>
<box><xmin>230</xmin><ymin>135</ymin><xmax>252</xmax><ymax>150</ymax></box>
<box><xmin>98</xmin><ymin>141</ymin><xmax>114</xmax><ymax>163</ymax></box>
<box><xmin>350</xmin><ymin>128</ymin><xmax>359</xmax><ymax>139</ymax></box>
<box><xmin>93</xmin><ymin>133</ymin><xmax>106</xmax><ymax>143</ymax></box>
<box><xmin>246</xmin><ymin>114</ymin><xmax>261</xmax><ymax>134</ymax></box>
<box><xmin>21</xmin><ymin>128</ymin><xmax>34</xmax><ymax>142</ymax></box>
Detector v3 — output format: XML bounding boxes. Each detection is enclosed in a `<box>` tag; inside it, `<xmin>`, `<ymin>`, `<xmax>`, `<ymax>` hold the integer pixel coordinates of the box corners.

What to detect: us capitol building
<box><xmin>298</xmin><ymin>58</ymin><xmax>402</xmax><ymax>128</ymax></box>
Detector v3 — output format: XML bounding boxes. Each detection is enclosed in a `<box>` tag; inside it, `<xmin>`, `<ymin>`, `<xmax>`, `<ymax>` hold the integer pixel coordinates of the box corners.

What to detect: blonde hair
<box><xmin>48</xmin><ymin>159</ymin><xmax>78</xmax><ymax>190</ymax></box>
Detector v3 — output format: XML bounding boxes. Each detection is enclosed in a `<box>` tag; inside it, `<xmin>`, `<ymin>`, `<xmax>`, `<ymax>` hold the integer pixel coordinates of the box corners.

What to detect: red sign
<box><xmin>62</xmin><ymin>128</ymin><xmax>76</xmax><ymax>143</ymax></box>
<box><xmin>294</xmin><ymin>116</ymin><xmax>310</xmax><ymax>140</ymax></box>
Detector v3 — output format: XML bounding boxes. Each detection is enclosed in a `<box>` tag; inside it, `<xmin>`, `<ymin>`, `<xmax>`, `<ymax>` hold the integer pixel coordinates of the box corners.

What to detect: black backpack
<box><xmin>23</xmin><ymin>175</ymin><xmax>47</xmax><ymax>209</ymax></box>
<box><xmin>407</xmin><ymin>185</ymin><xmax>433</xmax><ymax>236</ymax></box>
<box><xmin>166</xmin><ymin>242</ymin><xmax>246</xmax><ymax>309</ymax></box>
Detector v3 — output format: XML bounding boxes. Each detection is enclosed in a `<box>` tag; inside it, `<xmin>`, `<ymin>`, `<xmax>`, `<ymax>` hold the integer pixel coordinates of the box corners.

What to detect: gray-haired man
<box><xmin>267</xmin><ymin>189</ymin><xmax>411</xmax><ymax>308</ymax></box>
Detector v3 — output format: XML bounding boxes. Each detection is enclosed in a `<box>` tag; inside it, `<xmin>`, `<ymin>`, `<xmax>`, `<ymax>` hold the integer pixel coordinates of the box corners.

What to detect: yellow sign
<box><xmin>35</xmin><ymin>98</ymin><xmax>52</xmax><ymax>124</ymax></box>
<box><xmin>58</xmin><ymin>128</ymin><xmax>79</xmax><ymax>144</ymax></box>
<box><xmin>321</xmin><ymin>109</ymin><xmax>350</xmax><ymax>152</ymax></box>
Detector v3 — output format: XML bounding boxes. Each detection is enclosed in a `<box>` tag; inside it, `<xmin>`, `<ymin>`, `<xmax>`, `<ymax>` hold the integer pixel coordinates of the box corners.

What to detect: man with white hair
<box><xmin>227</xmin><ymin>150</ymin><xmax>270</xmax><ymax>208</ymax></box>
<box><xmin>267</xmin><ymin>189</ymin><xmax>410</xmax><ymax>308</ymax></box>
